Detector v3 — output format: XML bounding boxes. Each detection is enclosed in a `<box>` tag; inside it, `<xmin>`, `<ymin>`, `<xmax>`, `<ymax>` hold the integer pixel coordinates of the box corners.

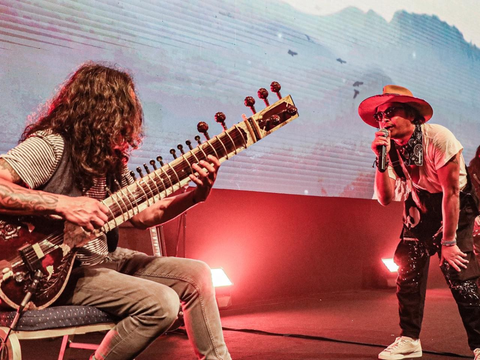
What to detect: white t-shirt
<box><xmin>386</xmin><ymin>123</ymin><xmax>467</xmax><ymax>199</ymax></box>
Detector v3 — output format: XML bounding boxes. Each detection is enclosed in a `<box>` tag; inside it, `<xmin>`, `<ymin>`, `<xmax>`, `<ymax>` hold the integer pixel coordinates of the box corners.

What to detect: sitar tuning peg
<box><xmin>257</xmin><ymin>114</ymin><xmax>280</xmax><ymax>132</ymax></box>
<box><xmin>286</xmin><ymin>104</ymin><xmax>298</xmax><ymax>116</ymax></box>
<box><xmin>186</xmin><ymin>140</ymin><xmax>193</xmax><ymax>150</ymax></box>
<box><xmin>170</xmin><ymin>149</ymin><xmax>177</xmax><ymax>159</ymax></box>
<box><xmin>143</xmin><ymin>163</ymin><xmax>151</xmax><ymax>174</ymax></box>
<box><xmin>269</xmin><ymin>114</ymin><xmax>280</xmax><ymax>127</ymax></box>
<box><xmin>105</xmin><ymin>185</ymin><xmax>113</xmax><ymax>196</ymax></box>
<box><xmin>177</xmin><ymin>144</ymin><xmax>185</xmax><ymax>155</ymax></box>
<box><xmin>270</xmin><ymin>81</ymin><xmax>282</xmax><ymax>100</ymax></box>
<box><xmin>244</xmin><ymin>96</ymin><xmax>256</xmax><ymax>114</ymax></box>
<box><xmin>136</xmin><ymin>167</ymin><xmax>144</xmax><ymax>177</ymax></box>
<box><xmin>149</xmin><ymin>159</ymin><xmax>157</xmax><ymax>170</ymax></box>
<box><xmin>195</xmin><ymin>135</ymin><xmax>202</xmax><ymax>145</ymax></box>
<box><xmin>156</xmin><ymin>156</ymin><xmax>164</xmax><ymax>166</ymax></box>
<box><xmin>257</xmin><ymin>88</ymin><xmax>269</xmax><ymax>106</ymax></box>
<box><xmin>114</xmin><ymin>179</ymin><xmax>122</xmax><ymax>191</ymax></box>
<box><xmin>197</xmin><ymin>122</ymin><xmax>210</xmax><ymax>140</ymax></box>
<box><xmin>215</xmin><ymin>112</ymin><xmax>227</xmax><ymax>131</ymax></box>
<box><xmin>130</xmin><ymin>170</ymin><xmax>137</xmax><ymax>180</ymax></box>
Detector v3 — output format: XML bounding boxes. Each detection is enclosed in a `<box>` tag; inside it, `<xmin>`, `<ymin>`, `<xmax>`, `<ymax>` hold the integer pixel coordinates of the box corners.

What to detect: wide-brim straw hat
<box><xmin>358</xmin><ymin>85</ymin><xmax>433</xmax><ymax>127</ymax></box>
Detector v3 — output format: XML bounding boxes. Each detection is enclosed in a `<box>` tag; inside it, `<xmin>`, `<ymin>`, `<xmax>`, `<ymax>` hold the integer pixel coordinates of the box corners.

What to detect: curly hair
<box><xmin>21</xmin><ymin>62</ymin><xmax>144</xmax><ymax>191</ymax></box>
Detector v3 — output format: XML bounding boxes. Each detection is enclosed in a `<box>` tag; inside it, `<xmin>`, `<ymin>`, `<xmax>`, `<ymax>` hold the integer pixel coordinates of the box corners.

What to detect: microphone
<box><xmin>378</xmin><ymin>128</ymin><xmax>389</xmax><ymax>173</ymax></box>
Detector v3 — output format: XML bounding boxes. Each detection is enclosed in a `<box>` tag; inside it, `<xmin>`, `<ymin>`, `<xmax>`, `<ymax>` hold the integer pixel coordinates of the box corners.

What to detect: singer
<box><xmin>358</xmin><ymin>85</ymin><xmax>480</xmax><ymax>360</ymax></box>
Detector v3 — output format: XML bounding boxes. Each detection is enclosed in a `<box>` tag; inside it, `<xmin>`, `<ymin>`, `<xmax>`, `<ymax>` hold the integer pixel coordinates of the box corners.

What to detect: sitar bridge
<box><xmin>19</xmin><ymin>242</ymin><xmax>47</xmax><ymax>273</ymax></box>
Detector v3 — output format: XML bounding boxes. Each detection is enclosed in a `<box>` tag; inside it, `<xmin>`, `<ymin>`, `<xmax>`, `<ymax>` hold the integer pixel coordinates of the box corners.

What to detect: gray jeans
<box><xmin>57</xmin><ymin>247</ymin><xmax>231</xmax><ymax>360</ymax></box>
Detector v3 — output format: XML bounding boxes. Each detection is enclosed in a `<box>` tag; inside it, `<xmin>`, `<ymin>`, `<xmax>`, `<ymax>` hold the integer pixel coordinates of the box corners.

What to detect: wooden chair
<box><xmin>0</xmin><ymin>306</ymin><xmax>116</xmax><ymax>360</ymax></box>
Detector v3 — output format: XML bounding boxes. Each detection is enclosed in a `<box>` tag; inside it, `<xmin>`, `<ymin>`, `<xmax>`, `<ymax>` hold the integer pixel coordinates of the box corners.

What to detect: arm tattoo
<box><xmin>0</xmin><ymin>159</ymin><xmax>58</xmax><ymax>213</ymax></box>
<box><xmin>0</xmin><ymin>159</ymin><xmax>23</xmax><ymax>184</ymax></box>
<box><xmin>0</xmin><ymin>184</ymin><xmax>58</xmax><ymax>212</ymax></box>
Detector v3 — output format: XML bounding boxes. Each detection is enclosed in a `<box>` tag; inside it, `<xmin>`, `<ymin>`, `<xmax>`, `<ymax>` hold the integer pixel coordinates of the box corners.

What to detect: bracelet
<box><xmin>441</xmin><ymin>239</ymin><xmax>457</xmax><ymax>247</ymax></box>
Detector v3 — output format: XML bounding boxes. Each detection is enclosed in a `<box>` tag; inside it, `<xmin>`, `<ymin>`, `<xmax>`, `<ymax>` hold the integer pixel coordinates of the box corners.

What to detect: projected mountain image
<box><xmin>1</xmin><ymin>0</ymin><xmax>479</xmax><ymax>199</ymax></box>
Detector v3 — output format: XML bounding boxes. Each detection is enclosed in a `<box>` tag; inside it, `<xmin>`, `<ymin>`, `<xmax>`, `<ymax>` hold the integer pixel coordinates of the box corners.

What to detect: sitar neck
<box><xmin>100</xmin><ymin>94</ymin><xmax>298</xmax><ymax>234</ymax></box>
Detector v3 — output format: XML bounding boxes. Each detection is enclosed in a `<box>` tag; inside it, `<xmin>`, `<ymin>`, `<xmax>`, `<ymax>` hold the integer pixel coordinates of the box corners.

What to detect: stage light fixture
<box><xmin>211</xmin><ymin>268</ymin><xmax>233</xmax><ymax>287</ymax></box>
<box><xmin>382</xmin><ymin>258</ymin><xmax>399</xmax><ymax>272</ymax></box>
<box><xmin>211</xmin><ymin>268</ymin><xmax>233</xmax><ymax>309</ymax></box>
<box><xmin>380</xmin><ymin>258</ymin><xmax>398</xmax><ymax>288</ymax></box>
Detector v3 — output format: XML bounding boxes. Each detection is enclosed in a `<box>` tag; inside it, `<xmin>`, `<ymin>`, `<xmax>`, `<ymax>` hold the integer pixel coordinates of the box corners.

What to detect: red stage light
<box><xmin>211</xmin><ymin>268</ymin><xmax>233</xmax><ymax>309</ymax></box>
<box><xmin>382</xmin><ymin>258</ymin><xmax>399</xmax><ymax>273</ymax></box>
<box><xmin>211</xmin><ymin>268</ymin><xmax>233</xmax><ymax>288</ymax></box>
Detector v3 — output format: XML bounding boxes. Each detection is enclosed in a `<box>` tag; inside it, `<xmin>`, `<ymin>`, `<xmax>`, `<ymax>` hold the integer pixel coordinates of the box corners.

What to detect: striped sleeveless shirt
<box><xmin>1</xmin><ymin>130</ymin><xmax>133</xmax><ymax>266</ymax></box>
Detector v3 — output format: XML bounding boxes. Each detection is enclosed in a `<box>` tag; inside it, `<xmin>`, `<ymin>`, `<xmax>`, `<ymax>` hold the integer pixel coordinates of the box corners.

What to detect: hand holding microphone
<box><xmin>378</xmin><ymin>128</ymin><xmax>389</xmax><ymax>172</ymax></box>
<box><xmin>371</xmin><ymin>128</ymin><xmax>390</xmax><ymax>172</ymax></box>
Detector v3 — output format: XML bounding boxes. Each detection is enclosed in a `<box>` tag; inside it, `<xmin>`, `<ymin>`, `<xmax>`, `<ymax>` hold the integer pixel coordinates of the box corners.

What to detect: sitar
<box><xmin>0</xmin><ymin>83</ymin><xmax>298</xmax><ymax>310</ymax></box>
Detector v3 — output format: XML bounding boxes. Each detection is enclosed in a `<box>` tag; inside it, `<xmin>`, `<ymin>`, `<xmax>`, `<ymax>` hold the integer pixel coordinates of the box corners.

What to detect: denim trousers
<box><xmin>394</xmin><ymin>240</ymin><xmax>480</xmax><ymax>350</ymax></box>
<box><xmin>56</xmin><ymin>247</ymin><xmax>232</xmax><ymax>360</ymax></box>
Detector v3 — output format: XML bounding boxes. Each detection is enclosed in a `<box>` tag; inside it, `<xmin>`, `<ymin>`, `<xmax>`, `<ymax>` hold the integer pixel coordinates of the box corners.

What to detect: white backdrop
<box><xmin>1</xmin><ymin>0</ymin><xmax>479</xmax><ymax>198</ymax></box>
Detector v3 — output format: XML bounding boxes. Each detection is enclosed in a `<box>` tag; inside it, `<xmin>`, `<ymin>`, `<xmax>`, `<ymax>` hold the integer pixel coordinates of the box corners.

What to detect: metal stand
<box><xmin>0</xmin><ymin>269</ymin><xmax>43</xmax><ymax>357</ymax></box>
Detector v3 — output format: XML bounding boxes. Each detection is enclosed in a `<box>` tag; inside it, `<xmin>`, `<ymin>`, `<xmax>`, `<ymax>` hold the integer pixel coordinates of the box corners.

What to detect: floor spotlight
<box><xmin>211</xmin><ymin>268</ymin><xmax>233</xmax><ymax>309</ymax></box>
<box><xmin>382</xmin><ymin>258</ymin><xmax>399</xmax><ymax>273</ymax></box>
<box><xmin>381</xmin><ymin>258</ymin><xmax>398</xmax><ymax>287</ymax></box>
<box><xmin>211</xmin><ymin>268</ymin><xmax>233</xmax><ymax>287</ymax></box>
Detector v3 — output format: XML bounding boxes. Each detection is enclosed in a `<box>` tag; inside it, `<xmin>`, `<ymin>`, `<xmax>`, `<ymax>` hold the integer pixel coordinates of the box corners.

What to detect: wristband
<box><xmin>441</xmin><ymin>239</ymin><xmax>457</xmax><ymax>247</ymax></box>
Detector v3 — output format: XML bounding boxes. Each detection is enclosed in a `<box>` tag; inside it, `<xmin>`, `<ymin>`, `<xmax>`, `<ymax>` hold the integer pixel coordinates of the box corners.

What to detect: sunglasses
<box><xmin>373</xmin><ymin>106</ymin><xmax>404</xmax><ymax>123</ymax></box>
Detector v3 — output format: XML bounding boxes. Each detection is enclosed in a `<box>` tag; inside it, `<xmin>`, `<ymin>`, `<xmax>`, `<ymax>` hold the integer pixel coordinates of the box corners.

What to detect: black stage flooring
<box><xmin>21</xmin><ymin>287</ymin><xmax>473</xmax><ymax>360</ymax></box>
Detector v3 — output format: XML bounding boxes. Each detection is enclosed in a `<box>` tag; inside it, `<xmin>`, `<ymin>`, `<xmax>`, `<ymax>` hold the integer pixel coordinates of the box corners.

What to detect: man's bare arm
<box><xmin>0</xmin><ymin>158</ymin><xmax>109</xmax><ymax>230</ymax></box>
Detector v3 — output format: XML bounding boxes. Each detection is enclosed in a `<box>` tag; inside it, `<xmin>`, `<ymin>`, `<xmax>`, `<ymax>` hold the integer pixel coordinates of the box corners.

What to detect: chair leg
<box><xmin>58</xmin><ymin>333</ymin><xmax>101</xmax><ymax>360</ymax></box>
<box><xmin>57</xmin><ymin>334</ymin><xmax>70</xmax><ymax>360</ymax></box>
<box><xmin>0</xmin><ymin>329</ymin><xmax>22</xmax><ymax>360</ymax></box>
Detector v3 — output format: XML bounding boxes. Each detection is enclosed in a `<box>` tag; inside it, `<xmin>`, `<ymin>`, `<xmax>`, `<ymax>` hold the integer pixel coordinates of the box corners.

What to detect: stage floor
<box><xmin>20</xmin><ymin>287</ymin><xmax>473</xmax><ymax>360</ymax></box>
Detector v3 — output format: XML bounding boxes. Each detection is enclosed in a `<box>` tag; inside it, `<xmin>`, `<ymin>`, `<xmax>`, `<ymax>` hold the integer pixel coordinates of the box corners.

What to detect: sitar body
<box><xmin>0</xmin><ymin>215</ymin><xmax>76</xmax><ymax>310</ymax></box>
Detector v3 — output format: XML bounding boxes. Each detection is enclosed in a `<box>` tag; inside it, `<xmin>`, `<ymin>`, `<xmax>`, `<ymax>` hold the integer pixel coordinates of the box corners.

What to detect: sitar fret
<box><xmin>102</xmin><ymin>113</ymin><xmax>262</xmax><ymax>231</ymax></box>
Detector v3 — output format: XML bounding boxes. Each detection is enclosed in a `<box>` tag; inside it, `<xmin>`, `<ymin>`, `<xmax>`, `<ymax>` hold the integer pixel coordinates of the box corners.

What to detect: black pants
<box><xmin>394</xmin><ymin>239</ymin><xmax>480</xmax><ymax>350</ymax></box>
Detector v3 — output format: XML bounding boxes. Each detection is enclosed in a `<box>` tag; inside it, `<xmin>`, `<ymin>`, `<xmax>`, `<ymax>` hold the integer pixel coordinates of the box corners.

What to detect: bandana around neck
<box><xmin>398</xmin><ymin>124</ymin><xmax>423</xmax><ymax>166</ymax></box>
